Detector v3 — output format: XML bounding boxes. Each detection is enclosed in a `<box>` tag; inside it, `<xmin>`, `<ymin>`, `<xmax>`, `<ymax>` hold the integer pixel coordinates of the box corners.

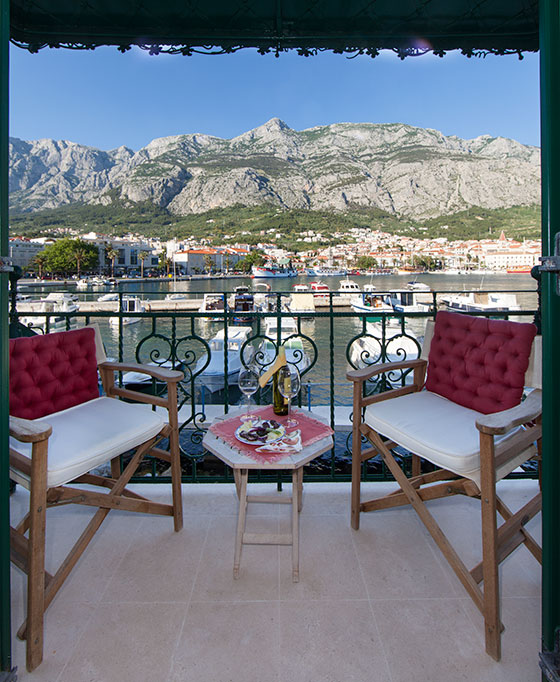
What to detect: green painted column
<box><xmin>0</xmin><ymin>0</ymin><xmax>11</xmax><ymax>673</ymax></box>
<box><xmin>540</xmin><ymin>0</ymin><xmax>560</xmax><ymax>664</ymax></box>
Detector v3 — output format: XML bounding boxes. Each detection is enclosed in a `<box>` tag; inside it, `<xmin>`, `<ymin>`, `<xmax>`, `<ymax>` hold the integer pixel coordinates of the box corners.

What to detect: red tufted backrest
<box><xmin>10</xmin><ymin>328</ymin><xmax>100</xmax><ymax>420</ymax></box>
<box><xmin>425</xmin><ymin>311</ymin><xmax>537</xmax><ymax>414</ymax></box>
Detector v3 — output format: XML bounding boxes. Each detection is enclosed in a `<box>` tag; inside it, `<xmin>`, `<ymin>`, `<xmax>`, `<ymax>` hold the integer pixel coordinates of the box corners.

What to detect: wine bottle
<box><xmin>272</xmin><ymin>347</ymin><xmax>288</xmax><ymax>416</ymax></box>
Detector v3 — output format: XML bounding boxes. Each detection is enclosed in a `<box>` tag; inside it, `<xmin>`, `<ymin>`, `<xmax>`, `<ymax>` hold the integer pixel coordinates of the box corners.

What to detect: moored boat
<box><xmin>109</xmin><ymin>296</ymin><xmax>146</xmax><ymax>326</ymax></box>
<box><xmin>252</xmin><ymin>263</ymin><xmax>297</xmax><ymax>278</ymax></box>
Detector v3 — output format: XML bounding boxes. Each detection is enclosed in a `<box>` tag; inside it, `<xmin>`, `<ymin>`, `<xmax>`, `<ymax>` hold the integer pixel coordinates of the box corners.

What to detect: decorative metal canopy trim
<box><xmin>9</xmin><ymin>0</ymin><xmax>539</xmax><ymax>57</ymax></box>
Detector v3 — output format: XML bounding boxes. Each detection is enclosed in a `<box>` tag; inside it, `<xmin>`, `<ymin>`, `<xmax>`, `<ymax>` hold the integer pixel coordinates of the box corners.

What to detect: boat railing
<box><xmin>9</xmin><ymin>285</ymin><xmax>539</xmax><ymax>484</ymax></box>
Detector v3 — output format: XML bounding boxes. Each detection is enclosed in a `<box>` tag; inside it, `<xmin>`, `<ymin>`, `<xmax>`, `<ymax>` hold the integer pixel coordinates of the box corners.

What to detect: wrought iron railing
<box><xmin>9</xmin><ymin>286</ymin><xmax>539</xmax><ymax>483</ymax></box>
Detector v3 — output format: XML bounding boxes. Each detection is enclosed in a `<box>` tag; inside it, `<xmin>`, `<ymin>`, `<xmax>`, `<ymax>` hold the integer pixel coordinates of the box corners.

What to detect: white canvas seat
<box><xmin>348</xmin><ymin>312</ymin><xmax>542</xmax><ymax>662</ymax></box>
<box><xmin>364</xmin><ymin>390</ymin><xmax>535</xmax><ymax>487</ymax></box>
<box><xmin>10</xmin><ymin>397</ymin><xmax>165</xmax><ymax>488</ymax></box>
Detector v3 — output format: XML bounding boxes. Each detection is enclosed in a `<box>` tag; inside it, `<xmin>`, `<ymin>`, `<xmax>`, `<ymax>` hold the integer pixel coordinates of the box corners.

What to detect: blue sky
<box><xmin>9</xmin><ymin>45</ymin><xmax>540</xmax><ymax>151</ymax></box>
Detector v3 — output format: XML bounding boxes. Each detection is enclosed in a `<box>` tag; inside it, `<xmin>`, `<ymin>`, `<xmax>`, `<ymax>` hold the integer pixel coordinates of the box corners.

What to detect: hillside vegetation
<box><xmin>9</xmin><ymin>202</ymin><xmax>541</xmax><ymax>249</ymax></box>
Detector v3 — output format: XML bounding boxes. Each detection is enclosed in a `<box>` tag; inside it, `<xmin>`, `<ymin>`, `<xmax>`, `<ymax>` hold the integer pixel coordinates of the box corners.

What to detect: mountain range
<box><xmin>9</xmin><ymin>119</ymin><xmax>541</xmax><ymax>221</ymax></box>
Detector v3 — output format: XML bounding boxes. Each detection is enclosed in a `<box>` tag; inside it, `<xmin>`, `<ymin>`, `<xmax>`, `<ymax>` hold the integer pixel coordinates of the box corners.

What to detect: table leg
<box><xmin>297</xmin><ymin>466</ymin><xmax>304</xmax><ymax>512</ymax></box>
<box><xmin>233</xmin><ymin>469</ymin><xmax>248</xmax><ymax>579</ymax></box>
<box><xmin>233</xmin><ymin>468</ymin><xmax>242</xmax><ymax>499</ymax></box>
<box><xmin>292</xmin><ymin>468</ymin><xmax>300</xmax><ymax>582</ymax></box>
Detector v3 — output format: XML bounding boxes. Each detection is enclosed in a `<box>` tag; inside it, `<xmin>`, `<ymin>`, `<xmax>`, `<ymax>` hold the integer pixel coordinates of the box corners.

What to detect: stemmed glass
<box><xmin>238</xmin><ymin>367</ymin><xmax>260</xmax><ymax>422</ymax></box>
<box><xmin>277</xmin><ymin>364</ymin><xmax>301</xmax><ymax>428</ymax></box>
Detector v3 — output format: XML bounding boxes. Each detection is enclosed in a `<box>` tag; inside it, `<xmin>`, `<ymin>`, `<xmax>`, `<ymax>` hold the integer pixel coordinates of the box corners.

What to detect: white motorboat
<box><xmin>199</xmin><ymin>293</ymin><xmax>226</xmax><ymax>321</ymax></box>
<box><xmin>349</xmin><ymin>319</ymin><xmax>421</xmax><ymax>374</ymax></box>
<box><xmin>195</xmin><ymin>326</ymin><xmax>252</xmax><ymax>393</ymax></box>
<box><xmin>97</xmin><ymin>292</ymin><xmax>119</xmax><ymax>302</ymax></box>
<box><xmin>259</xmin><ymin>317</ymin><xmax>311</xmax><ymax>373</ymax></box>
<box><xmin>440</xmin><ymin>291</ymin><xmax>520</xmax><ymax>314</ymax></box>
<box><xmin>306</xmin><ymin>266</ymin><xmax>347</xmax><ymax>277</ymax></box>
<box><xmin>165</xmin><ymin>293</ymin><xmax>188</xmax><ymax>301</ymax></box>
<box><xmin>76</xmin><ymin>278</ymin><xmax>90</xmax><ymax>289</ymax></box>
<box><xmin>109</xmin><ymin>296</ymin><xmax>146</xmax><ymax>326</ymax></box>
<box><xmin>18</xmin><ymin>294</ymin><xmax>80</xmax><ymax>334</ymax></box>
<box><xmin>229</xmin><ymin>285</ymin><xmax>257</xmax><ymax>323</ymax></box>
<box><xmin>90</xmin><ymin>276</ymin><xmax>111</xmax><ymax>287</ymax></box>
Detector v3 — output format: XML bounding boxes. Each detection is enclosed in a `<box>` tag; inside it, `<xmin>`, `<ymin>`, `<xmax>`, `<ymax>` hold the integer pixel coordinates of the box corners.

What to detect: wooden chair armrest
<box><xmin>346</xmin><ymin>358</ymin><xmax>426</xmax><ymax>384</ymax></box>
<box><xmin>98</xmin><ymin>361</ymin><xmax>184</xmax><ymax>383</ymax></box>
<box><xmin>476</xmin><ymin>389</ymin><xmax>542</xmax><ymax>436</ymax></box>
<box><xmin>9</xmin><ymin>415</ymin><xmax>52</xmax><ymax>443</ymax></box>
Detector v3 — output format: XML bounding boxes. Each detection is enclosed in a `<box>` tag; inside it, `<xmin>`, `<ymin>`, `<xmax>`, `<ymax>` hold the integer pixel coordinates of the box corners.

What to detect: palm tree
<box><xmin>203</xmin><ymin>255</ymin><xmax>214</xmax><ymax>274</ymax></box>
<box><xmin>106</xmin><ymin>249</ymin><xmax>119</xmax><ymax>277</ymax></box>
<box><xmin>138</xmin><ymin>251</ymin><xmax>149</xmax><ymax>278</ymax></box>
<box><xmin>33</xmin><ymin>252</ymin><xmax>48</xmax><ymax>279</ymax></box>
<box><xmin>72</xmin><ymin>244</ymin><xmax>88</xmax><ymax>278</ymax></box>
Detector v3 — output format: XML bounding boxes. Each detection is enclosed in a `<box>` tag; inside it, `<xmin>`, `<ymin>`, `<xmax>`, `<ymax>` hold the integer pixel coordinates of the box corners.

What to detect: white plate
<box><xmin>235</xmin><ymin>419</ymin><xmax>286</xmax><ymax>445</ymax></box>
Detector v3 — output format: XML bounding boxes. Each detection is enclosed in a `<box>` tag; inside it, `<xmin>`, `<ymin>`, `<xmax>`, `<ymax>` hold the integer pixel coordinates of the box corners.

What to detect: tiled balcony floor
<box><xmin>9</xmin><ymin>479</ymin><xmax>541</xmax><ymax>682</ymax></box>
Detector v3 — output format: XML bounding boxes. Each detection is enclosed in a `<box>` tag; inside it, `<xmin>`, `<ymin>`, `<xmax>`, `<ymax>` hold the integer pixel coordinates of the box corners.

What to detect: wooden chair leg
<box><xmin>351</xmin><ymin>383</ymin><xmax>362</xmax><ymax>530</ymax></box>
<box><xmin>26</xmin><ymin>439</ymin><xmax>48</xmax><ymax>672</ymax></box>
<box><xmin>167</xmin><ymin>382</ymin><xmax>183</xmax><ymax>532</ymax></box>
<box><xmin>480</xmin><ymin>433</ymin><xmax>501</xmax><ymax>661</ymax></box>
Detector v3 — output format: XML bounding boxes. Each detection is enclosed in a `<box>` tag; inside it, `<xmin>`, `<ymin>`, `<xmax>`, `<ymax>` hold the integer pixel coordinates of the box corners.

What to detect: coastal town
<box><xmin>7</xmin><ymin>223</ymin><xmax>542</xmax><ymax>277</ymax></box>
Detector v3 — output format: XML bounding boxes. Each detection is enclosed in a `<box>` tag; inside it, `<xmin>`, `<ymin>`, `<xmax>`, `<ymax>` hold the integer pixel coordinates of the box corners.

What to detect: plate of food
<box><xmin>235</xmin><ymin>418</ymin><xmax>286</xmax><ymax>445</ymax></box>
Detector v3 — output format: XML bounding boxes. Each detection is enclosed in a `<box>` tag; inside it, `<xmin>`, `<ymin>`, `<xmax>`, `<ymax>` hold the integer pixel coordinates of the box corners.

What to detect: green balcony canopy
<box><xmin>9</xmin><ymin>0</ymin><xmax>539</xmax><ymax>56</ymax></box>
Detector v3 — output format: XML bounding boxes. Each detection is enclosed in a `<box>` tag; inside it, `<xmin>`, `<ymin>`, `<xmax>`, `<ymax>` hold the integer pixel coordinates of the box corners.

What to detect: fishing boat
<box><xmin>383</xmin><ymin>287</ymin><xmax>434</xmax><ymax>314</ymax></box>
<box><xmin>260</xmin><ymin>317</ymin><xmax>311</xmax><ymax>372</ymax></box>
<box><xmin>251</xmin><ymin>263</ymin><xmax>297</xmax><ymax>278</ymax></box>
<box><xmin>195</xmin><ymin>326</ymin><xmax>252</xmax><ymax>393</ymax></box>
<box><xmin>109</xmin><ymin>296</ymin><xmax>146</xmax><ymax>326</ymax></box>
<box><xmin>310</xmin><ymin>281</ymin><xmax>330</xmax><ymax>302</ymax></box>
<box><xmin>350</xmin><ymin>285</ymin><xmax>393</xmax><ymax>319</ymax></box>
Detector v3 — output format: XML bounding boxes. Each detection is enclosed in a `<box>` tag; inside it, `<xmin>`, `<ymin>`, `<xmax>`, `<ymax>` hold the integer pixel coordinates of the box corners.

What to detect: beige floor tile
<box><xmin>372</xmin><ymin>598</ymin><xmax>515</xmax><ymax>682</ymax></box>
<box><xmin>459</xmin><ymin>596</ymin><xmax>542</xmax><ymax>681</ymax></box>
<box><xmin>170</xmin><ymin>601</ymin><xmax>280</xmax><ymax>682</ymax></box>
<box><xmin>421</xmin><ymin>498</ymin><xmax>541</xmax><ymax>598</ymax></box>
<box><xmin>279</xmin><ymin>600</ymin><xmax>391</xmax><ymax>682</ymax></box>
<box><xmin>278</xmin><ymin>515</ymin><xmax>367</xmax><ymax>600</ymax></box>
<box><xmin>191</xmin><ymin>515</ymin><xmax>280</xmax><ymax>602</ymax></box>
<box><xmin>58</xmin><ymin>602</ymin><xmax>185</xmax><ymax>682</ymax></box>
<box><xmin>12</xmin><ymin>600</ymin><xmax>97</xmax><ymax>682</ymax></box>
<box><xmin>100</xmin><ymin>514</ymin><xmax>210</xmax><ymax>603</ymax></box>
<box><xmin>352</xmin><ymin>508</ymin><xmax>458</xmax><ymax>599</ymax></box>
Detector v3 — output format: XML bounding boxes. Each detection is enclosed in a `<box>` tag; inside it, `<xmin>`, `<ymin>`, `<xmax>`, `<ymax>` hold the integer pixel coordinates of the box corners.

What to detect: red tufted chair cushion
<box><xmin>425</xmin><ymin>311</ymin><xmax>537</xmax><ymax>415</ymax></box>
<box><xmin>9</xmin><ymin>328</ymin><xmax>100</xmax><ymax>420</ymax></box>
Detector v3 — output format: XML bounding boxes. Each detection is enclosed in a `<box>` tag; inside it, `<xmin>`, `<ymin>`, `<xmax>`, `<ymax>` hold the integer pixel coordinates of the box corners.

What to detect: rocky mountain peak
<box><xmin>9</xmin><ymin>121</ymin><xmax>541</xmax><ymax>219</ymax></box>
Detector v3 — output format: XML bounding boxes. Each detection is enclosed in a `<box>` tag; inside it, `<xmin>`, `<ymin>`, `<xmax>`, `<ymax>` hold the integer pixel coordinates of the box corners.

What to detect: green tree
<box><xmin>354</xmin><ymin>255</ymin><xmax>378</xmax><ymax>270</ymax></box>
<box><xmin>236</xmin><ymin>250</ymin><xmax>265</xmax><ymax>273</ymax></box>
<box><xmin>41</xmin><ymin>238</ymin><xmax>98</xmax><ymax>276</ymax></box>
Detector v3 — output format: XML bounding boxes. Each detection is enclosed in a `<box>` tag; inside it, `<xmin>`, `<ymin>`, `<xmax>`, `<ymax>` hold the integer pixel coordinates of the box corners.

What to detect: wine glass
<box><xmin>277</xmin><ymin>364</ymin><xmax>301</xmax><ymax>428</ymax></box>
<box><xmin>238</xmin><ymin>367</ymin><xmax>259</xmax><ymax>422</ymax></box>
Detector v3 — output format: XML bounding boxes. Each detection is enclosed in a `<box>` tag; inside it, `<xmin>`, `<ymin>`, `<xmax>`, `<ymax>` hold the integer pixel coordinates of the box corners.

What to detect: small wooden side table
<box><xmin>202</xmin><ymin>408</ymin><xmax>334</xmax><ymax>582</ymax></box>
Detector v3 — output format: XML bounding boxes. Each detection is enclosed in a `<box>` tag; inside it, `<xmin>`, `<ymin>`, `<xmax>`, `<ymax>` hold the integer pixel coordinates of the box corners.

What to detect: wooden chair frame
<box><xmin>9</xmin><ymin>338</ymin><xmax>184</xmax><ymax>672</ymax></box>
<box><xmin>347</xmin><ymin>328</ymin><xmax>542</xmax><ymax>661</ymax></box>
